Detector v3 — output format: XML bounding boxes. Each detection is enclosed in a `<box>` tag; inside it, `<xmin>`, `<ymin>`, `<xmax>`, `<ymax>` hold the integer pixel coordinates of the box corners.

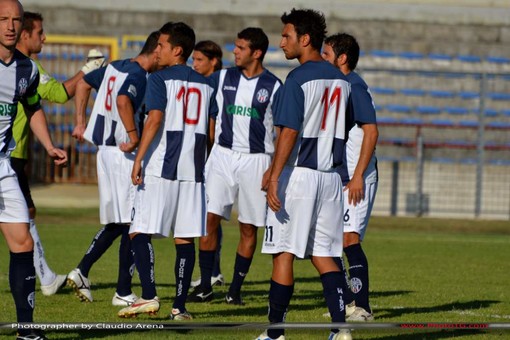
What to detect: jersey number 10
<box><xmin>177</xmin><ymin>86</ymin><xmax>202</xmax><ymax>126</ymax></box>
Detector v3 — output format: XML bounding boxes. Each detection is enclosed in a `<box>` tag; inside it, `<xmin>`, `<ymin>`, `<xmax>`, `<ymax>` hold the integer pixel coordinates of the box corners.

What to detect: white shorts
<box><xmin>262</xmin><ymin>166</ymin><xmax>344</xmax><ymax>259</ymax></box>
<box><xmin>205</xmin><ymin>145</ymin><xmax>270</xmax><ymax>227</ymax></box>
<box><xmin>130</xmin><ymin>175</ymin><xmax>206</xmax><ymax>238</ymax></box>
<box><xmin>0</xmin><ymin>156</ymin><xmax>29</xmax><ymax>223</ymax></box>
<box><xmin>343</xmin><ymin>181</ymin><xmax>378</xmax><ymax>241</ymax></box>
<box><xmin>97</xmin><ymin>146</ymin><xmax>136</xmax><ymax>224</ymax></box>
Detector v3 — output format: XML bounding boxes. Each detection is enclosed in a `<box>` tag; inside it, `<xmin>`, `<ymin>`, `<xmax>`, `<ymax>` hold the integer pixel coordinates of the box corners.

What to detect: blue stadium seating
<box><xmin>444</xmin><ymin>106</ymin><xmax>470</xmax><ymax>115</ymax></box>
<box><xmin>429</xmin><ymin>90</ymin><xmax>454</xmax><ymax>98</ymax></box>
<box><xmin>370</xmin><ymin>50</ymin><xmax>395</xmax><ymax>58</ymax></box>
<box><xmin>385</xmin><ymin>104</ymin><xmax>412</xmax><ymax>113</ymax></box>
<box><xmin>417</xmin><ymin>106</ymin><xmax>441</xmax><ymax>114</ymax></box>
<box><xmin>428</xmin><ymin>53</ymin><xmax>452</xmax><ymax>61</ymax></box>
<box><xmin>457</xmin><ymin>54</ymin><xmax>482</xmax><ymax>63</ymax></box>
<box><xmin>371</xmin><ymin>87</ymin><xmax>396</xmax><ymax>95</ymax></box>
<box><xmin>487</xmin><ymin>56</ymin><xmax>510</xmax><ymax>64</ymax></box>
<box><xmin>400</xmin><ymin>88</ymin><xmax>426</xmax><ymax>96</ymax></box>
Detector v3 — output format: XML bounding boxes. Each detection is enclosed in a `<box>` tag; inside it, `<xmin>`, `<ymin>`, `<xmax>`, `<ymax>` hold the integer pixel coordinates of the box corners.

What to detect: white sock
<box><xmin>30</xmin><ymin>219</ymin><xmax>57</xmax><ymax>286</ymax></box>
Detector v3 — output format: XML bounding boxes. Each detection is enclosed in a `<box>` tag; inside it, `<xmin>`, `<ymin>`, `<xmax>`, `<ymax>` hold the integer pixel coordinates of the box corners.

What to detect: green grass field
<box><xmin>1</xmin><ymin>208</ymin><xmax>509</xmax><ymax>339</ymax></box>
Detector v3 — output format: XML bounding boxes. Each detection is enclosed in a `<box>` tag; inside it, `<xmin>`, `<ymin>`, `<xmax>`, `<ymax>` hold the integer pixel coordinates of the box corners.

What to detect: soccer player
<box><xmin>192</xmin><ymin>40</ymin><xmax>223</xmax><ymax>77</ymax></box>
<box><xmin>68</xmin><ymin>31</ymin><xmax>161</xmax><ymax>306</ymax></box>
<box><xmin>322</xmin><ymin>33</ymin><xmax>379</xmax><ymax>322</ymax></box>
<box><xmin>11</xmin><ymin>11</ymin><xmax>105</xmax><ymax>297</ymax></box>
<box><xmin>188</xmin><ymin>27</ymin><xmax>281</xmax><ymax>305</ymax></box>
<box><xmin>257</xmin><ymin>9</ymin><xmax>352</xmax><ymax>340</ymax></box>
<box><xmin>117</xmin><ymin>21</ymin><xmax>215</xmax><ymax>320</ymax></box>
<box><xmin>190</xmin><ymin>39</ymin><xmax>226</xmax><ymax>289</ymax></box>
<box><xmin>0</xmin><ymin>1</ymin><xmax>67</xmax><ymax>338</ymax></box>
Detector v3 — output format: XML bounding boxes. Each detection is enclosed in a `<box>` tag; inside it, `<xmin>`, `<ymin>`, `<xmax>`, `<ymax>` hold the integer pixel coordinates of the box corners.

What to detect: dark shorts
<box><xmin>10</xmin><ymin>157</ymin><xmax>35</xmax><ymax>209</ymax></box>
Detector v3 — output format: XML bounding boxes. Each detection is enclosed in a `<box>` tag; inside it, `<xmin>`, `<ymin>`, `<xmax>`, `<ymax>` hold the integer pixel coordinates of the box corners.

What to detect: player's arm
<box><xmin>207</xmin><ymin>117</ymin><xmax>215</xmax><ymax>154</ymax></box>
<box><xmin>261</xmin><ymin>126</ymin><xmax>281</xmax><ymax>191</ymax></box>
<box><xmin>64</xmin><ymin>49</ymin><xmax>105</xmax><ymax>98</ymax></box>
<box><xmin>27</xmin><ymin>108</ymin><xmax>67</xmax><ymax>166</ymax></box>
<box><xmin>345</xmin><ymin>123</ymin><xmax>378</xmax><ymax>205</ymax></box>
<box><xmin>132</xmin><ymin>109</ymin><xmax>163</xmax><ymax>185</ymax></box>
<box><xmin>266</xmin><ymin>126</ymin><xmax>298</xmax><ymax>212</ymax></box>
<box><xmin>71</xmin><ymin>78</ymin><xmax>93</xmax><ymax>142</ymax></box>
<box><xmin>117</xmin><ymin>95</ymin><xmax>139</xmax><ymax>153</ymax></box>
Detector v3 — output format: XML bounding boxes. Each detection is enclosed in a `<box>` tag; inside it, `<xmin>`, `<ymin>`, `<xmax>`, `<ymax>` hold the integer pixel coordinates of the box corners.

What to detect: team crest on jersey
<box><xmin>128</xmin><ymin>84</ymin><xmax>137</xmax><ymax>98</ymax></box>
<box><xmin>40</xmin><ymin>73</ymin><xmax>51</xmax><ymax>85</ymax></box>
<box><xmin>18</xmin><ymin>78</ymin><xmax>28</xmax><ymax>96</ymax></box>
<box><xmin>256</xmin><ymin>88</ymin><xmax>269</xmax><ymax>103</ymax></box>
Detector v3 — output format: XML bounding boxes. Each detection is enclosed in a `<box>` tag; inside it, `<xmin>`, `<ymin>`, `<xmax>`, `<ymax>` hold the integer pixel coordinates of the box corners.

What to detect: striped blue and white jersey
<box><xmin>0</xmin><ymin>50</ymin><xmax>41</xmax><ymax>154</ymax></box>
<box><xmin>273</xmin><ymin>60</ymin><xmax>351</xmax><ymax>172</ymax></box>
<box><xmin>341</xmin><ymin>71</ymin><xmax>378</xmax><ymax>185</ymax></box>
<box><xmin>143</xmin><ymin>64</ymin><xmax>215</xmax><ymax>182</ymax></box>
<box><xmin>83</xmin><ymin>59</ymin><xmax>147</xmax><ymax>146</ymax></box>
<box><xmin>211</xmin><ymin>67</ymin><xmax>281</xmax><ymax>154</ymax></box>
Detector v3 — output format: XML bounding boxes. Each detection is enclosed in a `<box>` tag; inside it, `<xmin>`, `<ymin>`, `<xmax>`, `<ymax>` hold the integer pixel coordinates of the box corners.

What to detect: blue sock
<box><xmin>10</xmin><ymin>251</ymin><xmax>35</xmax><ymax>335</ymax></box>
<box><xmin>267</xmin><ymin>279</ymin><xmax>293</xmax><ymax>339</ymax></box>
<box><xmin>131</xmin><ymin>234</ymin><xmax>157</xmax><ymax>300</ymax></box>
<box><xmin>333</xmin><ymin>256</ymin><xmax>354</xmax><ymax>305</ymax></box>
<box><xmin>78</xmin><ymin>223</ymin><xmax>123</xmax><ymax>277</ymax></box>
<box><xmin>212</xmin><ymin>224</ymin><xmax>222</xmax><ymax>277</ymax></box>
<box><xmin>321</xmin><ymin>271</ymin><xmax>346</xmax><ymax>333</ymax></box>
<box><xmin>116</xmin><ymin>226</ymin><xmax>134</xmax><ymax>296</ymax></box>
<box><xmin>173</xmin><ymin>243</ymin><xmax>195</xmax><ymax>311</ymax></box>
<box><xmin>228</xmin><ymin>253</ymin><xmax>252</xmax><ymax>297</ymax></box>
<box><xmin>344</xmin><ymin>243</ymin><xmax>370</xmax><ymax>313</ymax></box>
<box><xmin>198</xmin><ymin>250</ymin><xmax>215</xmax><ymax>291</ymax></box>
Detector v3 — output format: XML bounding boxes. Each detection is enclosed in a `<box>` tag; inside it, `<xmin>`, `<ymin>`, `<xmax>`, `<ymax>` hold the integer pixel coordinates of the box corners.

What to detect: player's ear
<box><xmin>252</xmin><ymin>49</ymin><xmax>262</xmax><ymax>60</ymax></box>
<box><xmin>300</xmin><ymin>33</ymin><xmax>311</xmax><ymax>48</ymax></box>
<box><xmin>338</xmin><ymin>53</ymin><xmax>348</xmax><ymax>66</ymax></box>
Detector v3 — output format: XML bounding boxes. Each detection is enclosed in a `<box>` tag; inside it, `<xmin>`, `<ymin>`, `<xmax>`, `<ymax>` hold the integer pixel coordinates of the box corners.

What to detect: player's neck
<box><xmin>240</xmin><ymin>61</ymin><xmax>264</xmax><ymax>79</ymax></box>
<box><xmin>0</xmin><ymin>45</ymin><xmax>15</xmax><ymax>64</ymax></box>
<box><xmin>15</xmin><ymin>44</ymin><xmax>29</xmax><ymax>57</ymax></box>
<box><xmin>298</xmin><ymin>50</ymin><xmax>323</xmax><ymax>65</ymax></box>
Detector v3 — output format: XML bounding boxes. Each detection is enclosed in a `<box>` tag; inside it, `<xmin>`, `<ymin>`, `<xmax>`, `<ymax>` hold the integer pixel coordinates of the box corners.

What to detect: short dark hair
<box><xmin>22</xmin><ymin>11</ymin><xmax>43</xmax><ymax>34</ymax></box>
<box><xmin>159</xmin><ymin>22</ymin><xmax>195</xmax><ymax>61</ymax></box>
<box><xmin>140</xmin><ymin>31</ymin><xmax>161</xmax><ymax>56</ymax></box>
<box><xmin>194</xmin><ymin>40</ymin><xmax>223</xmax><ymax>71</ymax></box>
<box><xmin>281</xmin><ymin>8</ymin><xmax>326</xmax><ymax>52</ymax></box>
<box><xmin>237</xmin><ymin>27</ymin><xmax>269</xmax><ymax>62</ymax></box>
<box><xmin>324</xmin><ymin>33</ymin><xmax>360</xmax><ymax>70</ymax></box>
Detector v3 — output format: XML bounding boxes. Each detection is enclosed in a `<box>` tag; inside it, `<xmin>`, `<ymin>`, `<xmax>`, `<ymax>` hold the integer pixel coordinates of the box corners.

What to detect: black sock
<box><xmin>10</xmin><ymin>251</ymin><xmax>35</xmax><ymax>335</ymax></box>
<box><xmin>212</xmin><ymin>224</ymin><xmax>222</xmax><ymax>277</ymax></box>
<box><xmin>333</xmin><ymin>256</ymin><xmax>354</xmax><ymax>305</ymax></box>
<box><xmin>116</xmin><ymin>226</ymin><xmax>134</xmax><ymax>296</ymax></box>
<box><xmin>344</xmin><ymin>243</ymin><xmax>370</xmax><ymax>313</ymax></box>
<box><xmin>173</xmin><ymin>243</ymin><xmax>195</xmax><ymax>311</ymax></box>
<box><xmin>267</xmin><ymin>279</ymin><xmax>293</xmax><ymax>339</ymax></box>
<box><xmin>78</xmin><ymin>223</ymin><xmax>123</xmax><ymax>277</ymax></box>
<box><xmin>321</xmin><ymin>271</ymin><xmax>346</xmax><ymax>334</ymax></box>
<box><xmin>198</xmin><ymin>250</ymin><xmax>215</xmax><ymax>291</ymax></box>
<box><xmin>131</xmin><ymin>234</ymin><xmax>157</xmax><ymax>300</ymax></box>
<box><xmin>228</xmin><ymin>253</ymin><xmax>252</xmax><ymax>297</ymax></box>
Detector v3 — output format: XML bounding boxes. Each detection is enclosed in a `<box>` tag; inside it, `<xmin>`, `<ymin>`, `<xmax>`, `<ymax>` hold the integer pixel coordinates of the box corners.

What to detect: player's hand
<box><xmin>261</xmin><ymin>167</ymin><xmax>271</xmax><ymax>191</ymax></box>
<box><xmin>119</xmin><ymin>141</ymin><xmax>138</xmax><ymax>153</ymax></box>
<box><xmin>131</xmin><ymin>160</ymin><xmax>143</xmax><ymax>185</ymax></box>
<box><xmin>344</xmin><ymin>174</ymin><xmax>364</xmax><ymax>206</ymax></box>
<box><xmin>81</xmin><ymin>49</ymin><xmax>106</xmax><ymax>74</ymax></box>
<box><xmin>267</xmin><ymin>180</ymin><xmax>281</xmax><ymax>212</ymax></box>
<box><xmin>72</xmin><ymin>125</ymin><xmax>86</xmax><ymax>142</ymax></box>
<box><xmin>48</xmin><ymin>147</ymin><xmax>68</xmax><ymax>167</ymax></box>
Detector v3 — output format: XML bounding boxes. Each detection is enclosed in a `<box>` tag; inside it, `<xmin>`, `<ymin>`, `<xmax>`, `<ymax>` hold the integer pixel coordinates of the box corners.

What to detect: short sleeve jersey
<box><xmin>143</xmin><ymin>64</ymin><xmax>215</xmax><ymax>182</ymax></box>
<box><xmin>12</xmin><ymin>59</ymin><xmax>68</xmax><ymax>159</ymax></box>
<box><xmin>342</xmin><ymin>71</ymin><xmax>378</xmax><ymax>184</ymax></box>
<box><xmin>273</xmin><ymin>60</ymin><xmax>351</xmax><ymax>171</ymax></box>
<box><xmin>0</xmin><ymin>50</ymin><xmax>41</xmax><ymax>154</ymax></box>
<box><xmin>83</xmin><ymin>59</ymin><xmax>147</xmax><ymax>146</ymax></box>
<box><xmin>211</xmin><ymin>67</ymin><xmax>281</xmax><ymax>154</ymax></box>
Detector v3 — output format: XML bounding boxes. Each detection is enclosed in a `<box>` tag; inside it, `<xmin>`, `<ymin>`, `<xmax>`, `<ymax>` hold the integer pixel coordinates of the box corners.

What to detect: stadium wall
<box><xmin>21</xmin><ymin>0</ymin><xmax>510</xmax><ymax>58</ymax></box>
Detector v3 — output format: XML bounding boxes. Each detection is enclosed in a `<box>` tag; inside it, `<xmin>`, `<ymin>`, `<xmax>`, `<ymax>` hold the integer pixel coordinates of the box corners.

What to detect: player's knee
<box><xmin>343</xmin><ymin>232</ymin><xmax>360</xmax><ymax>247</ymax></box>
